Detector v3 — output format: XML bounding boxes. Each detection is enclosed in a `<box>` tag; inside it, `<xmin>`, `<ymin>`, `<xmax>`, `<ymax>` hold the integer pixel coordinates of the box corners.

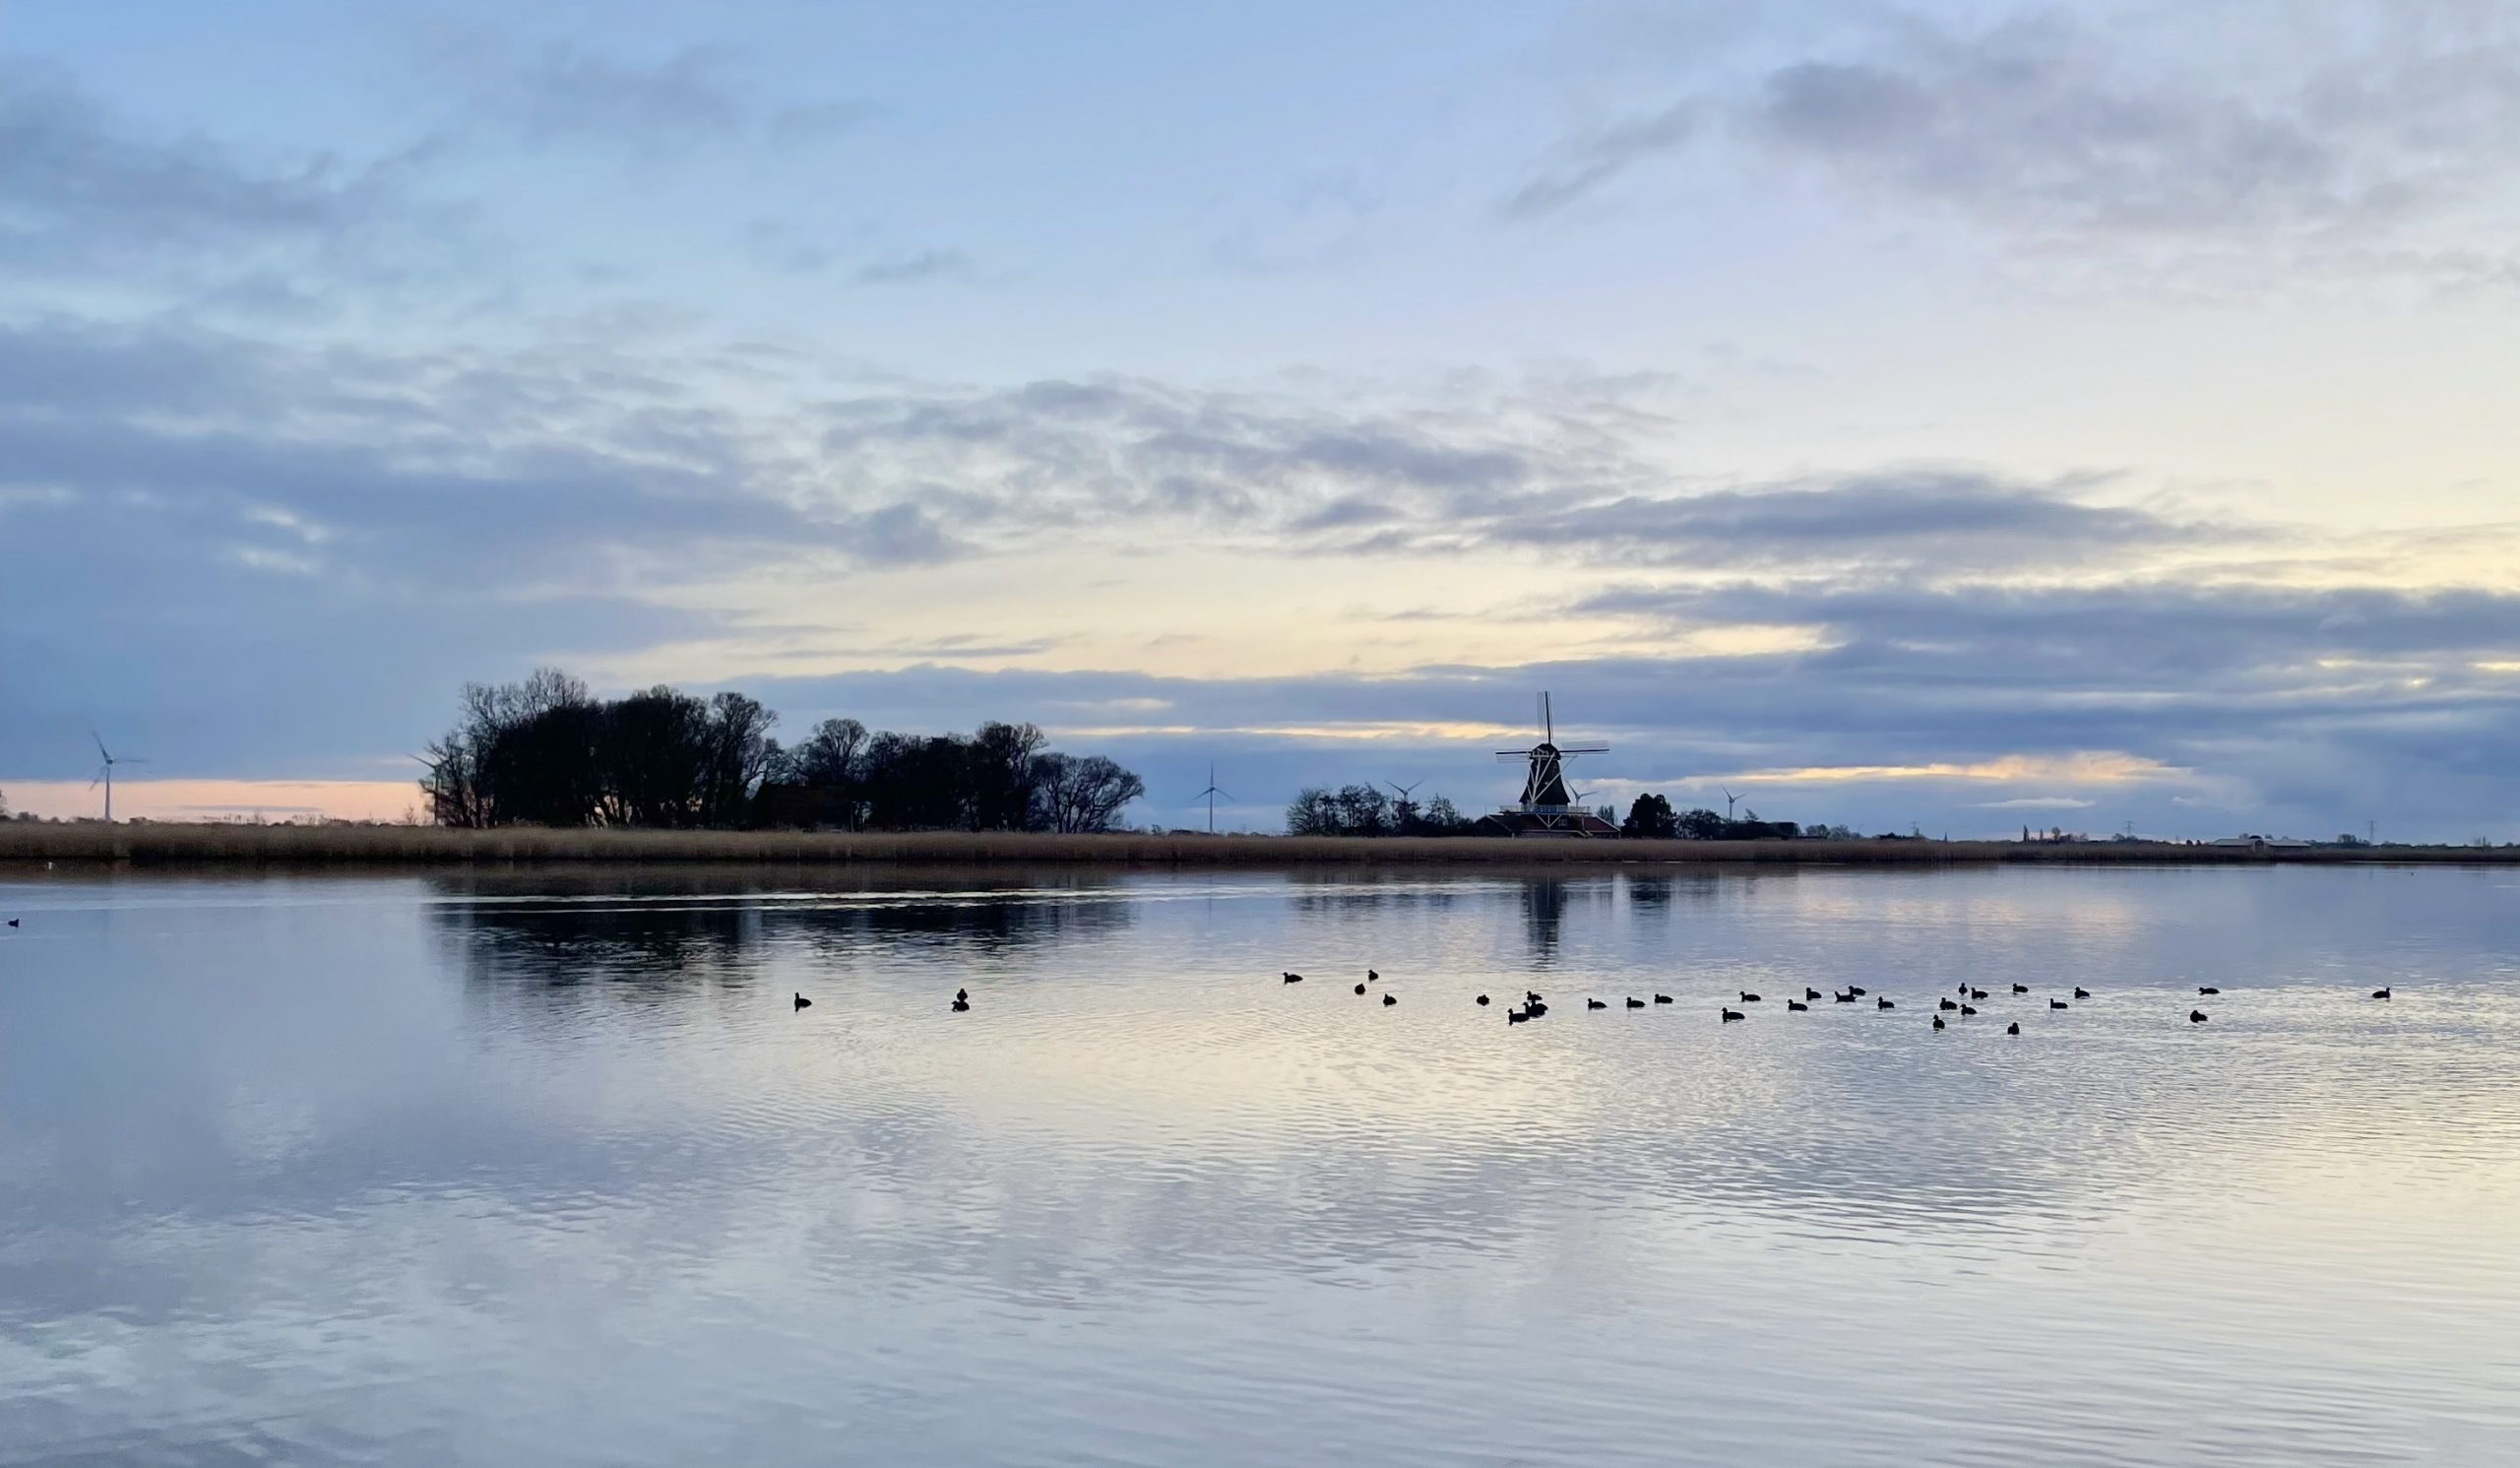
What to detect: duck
<box><xmin>2371</xmin><ymin>987</ymin><xmax>2392</xmax><ymax>999</ymax></box>
<box><xmin>1960</xmin><ymin>1004</ymin><xmax>1978</xmax><ymax>1016</ymax></box>
<box><xmin>1653</xmin><ymin>993</ymin><xmax>1672</xmax><ymax>1004</ymax></box>
<box><xmin>3</xmin><ymin>918</ymin><xmax>16</xmax><ymax>928</ymax></box>
<box><xmin>2049</xmin><ymin>998</ymin><xmax>2069</xmax><ymax>1010</ymax></box>
<box><xmin>2005</xmin><ymin>1022</ymin><xmax>2020</xmax><ymax>1035</ymax></box>
<box><xmin>2073</xmin><ymin>987</ymin><xmax>2091</xmax><ymax>999</ymax></box>
<box><xmin>1834</xmin><ymin>989</ymin><xmax>1856</xmax><ymax>1003</ymax></box>
<box><xmin>2011</xmin><ymin>983</ymin><xmax>2029</xmax><ymax>994</ymax></box>
<box><xmin>1382</xmin><ymin>992</ymin><xmax>1397</xmax><ymax>1007</ymax></box>
<box><xmin>1970</xmin><ymin>989</ymin><xmax>1988</xmax><ymax>1001</ymax></box>
<box><xmin>1354</xmin><ymin>983</ymin><xmax>1367</xmax><ymax>995</ymax></box>
<box><xmin>1588</xmin><ymin>998</ymin><xmax>1608</xmax><ymax>1010</ymax></box>
<box><xmin>1804</xmin><ymin>988</ymin><xmax>1822</xmax><ymax>1001</ymax></box>
<box><xmin>1877</xmin><ymin>997</ymin><xmax>1896</xmax><ymax>1010</ymax></box>
<box><xmin>2189</xmin><ymin>1008</ymin><xmax>2208</xmax><ymax>1023</ymax></box>
<box><xmin>1526</xmin><ymin>990</ymin><xmax>1544</xmax><ymax>1005</ymax></box>
<box><xmin>1367</xmin><ymin>969</ymin><xmax>1379</xmax><ymax>982</ymax></box>
<box><xmin>956</xmin><ymin>988</ymin><xmax>969</xmax><ymax>1003</ymax></box>
<box><xmin>2197</xmin><ymin>986</ymin><xmax>2221</xmax><ymax>995</ymax></box>
<box><xmin>1283</xmin><ymin>972</ymin><xmax>1303</xmax><ymax>985</ymax></box>
<box><xmin>1626</xmin><ymin>996</ymin><xmax>1646</xmax><ymax>1009</ymax></box>
<box><xmin>1848</xmin><ymin>986</ymin><xmax>1868</xmax><ymax>997</ymax></box>
<box><xmin>951</xmin><ymin>996</ymin><xmax>971</xmax><ymax>1012</ymax></box>
<box><xmin>1957</xmin><ymin>983</ymin><xmax>1969</xmax><ymax>995</ymax></box>
<box><xmin>1526</xmin><ymin>999</ymin><xmax>1548</xmax><ymax>1017</ymax></box>
<box><xmin>793</xmin><ymin>992</ymin><xmax>812</xmax><ymax>1011</ymax></box>
<box><xmin>1786</xmin><ymin>999</ymin><xmax>1809</xmax><ymax>1012</ymax></box>
<box><xmin>1932</xmin><ymin>1014</ymin><xmax>1946</xmax><ymax>1031</ymax></box>
<box><xmin>1507</xmin><ymin>1008</ymin><xmax>1530</xmax><ymax>1024</ymax></box>
<box><xmin>1477</xmin><ymin>994</ymin><xmax>1491</xmax><ymax>1006</ymax></box>
<box><xmin>1721</xmin><ymin>1007</ymin><xmax>1745</xmax><ymax>1022</ymax></box>
<box><xmin>1938</xmin><ymin>997</ymin><xmax>1959</xmax><ymax>1012</ymax></box>
<box><xmin>1739</xmin><ymin>991</ymin><xmax>1762</xmax><ymax>1003</ymax></box>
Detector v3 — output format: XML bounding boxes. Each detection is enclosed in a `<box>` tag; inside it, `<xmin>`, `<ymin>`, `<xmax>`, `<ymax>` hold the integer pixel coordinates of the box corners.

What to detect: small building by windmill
<box><xmin>1478</xmin><ymin>693</ymin><xmax>1620</xmax><ymax>837</ymax></box>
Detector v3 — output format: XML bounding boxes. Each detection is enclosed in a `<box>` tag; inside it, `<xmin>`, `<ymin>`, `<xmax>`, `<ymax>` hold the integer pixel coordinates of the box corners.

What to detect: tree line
<box><xmin>419</xmin><ymin>669</ymin><xmax>1144</xmax><ymax>832</ymax></box>
<box><xmin>1283</xmin><ymin>786</ymin><xmax>1828</xmax><ymax>839</ymax></box>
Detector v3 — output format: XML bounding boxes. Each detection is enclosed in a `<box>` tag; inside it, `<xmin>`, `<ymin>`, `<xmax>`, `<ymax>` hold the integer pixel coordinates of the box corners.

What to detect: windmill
<box><xmin>1721</xmin><ymin>787</ymin><xmax>1739</xmax><ymax>822</ymax></box>
<box><xmin>90</xmin><ymin>732</ymin><xmax>148</xmax><ymax>823</ymax></box>
<box><xmin>1385</xmin><ymin>778</ymin><xmax>1423</xmax><ymax>832</ymax></box>
<box><xmin>1490</xmin><ymin>692</ymin><xmax>1610</xmax><ymax>835</ymax></box>
<box><xmin>1192</xmin><ymin>762</ymin><xmax>1230</xmax><ymax>834</ymax></box>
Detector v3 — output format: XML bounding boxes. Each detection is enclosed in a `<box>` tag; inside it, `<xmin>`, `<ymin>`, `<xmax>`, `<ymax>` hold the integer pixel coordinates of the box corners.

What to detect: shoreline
<box><xmin>2</xmin><ymin>824</ymin><xmax>2511</xmax><ymax>867</ymax></box>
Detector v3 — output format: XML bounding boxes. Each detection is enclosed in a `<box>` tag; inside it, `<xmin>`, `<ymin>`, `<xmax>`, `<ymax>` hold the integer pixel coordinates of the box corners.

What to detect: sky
<box><xmin>3</xmin><ymin>0</ymin><xmax>2518</xmax><ymax>838</ymax></box>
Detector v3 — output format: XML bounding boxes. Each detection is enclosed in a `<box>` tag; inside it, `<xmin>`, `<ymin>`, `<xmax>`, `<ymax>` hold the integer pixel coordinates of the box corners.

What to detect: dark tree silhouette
<box><xmin>1621</xmin><ymin>793</ymin><xmax>1678</xmax><ymax>839</ymax></box>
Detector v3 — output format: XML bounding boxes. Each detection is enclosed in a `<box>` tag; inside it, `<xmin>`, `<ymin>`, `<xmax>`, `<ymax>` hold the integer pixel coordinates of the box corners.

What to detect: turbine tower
<box><xmin>1193</xmin><ymin>763</ymin><xmax>1231</xmax><ymax>834</ymax></box>
<box><xmin>91</xmin><ymin>732</ymin><xmax>148</xmax><ymax>823</ymax></box>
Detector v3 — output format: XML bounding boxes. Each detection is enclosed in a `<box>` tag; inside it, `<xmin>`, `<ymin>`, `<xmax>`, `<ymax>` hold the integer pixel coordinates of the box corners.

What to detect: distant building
<box><xmin>1479</xmin><ymin>693</ymin><xmax>1619</xmax><ymax>837</ymax></box>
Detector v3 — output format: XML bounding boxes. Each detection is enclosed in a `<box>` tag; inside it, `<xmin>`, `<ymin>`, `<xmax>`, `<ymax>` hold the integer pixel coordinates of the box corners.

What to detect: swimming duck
<box><xmin>2049</xmin><ymin>998</ymin><xmax>2069</xmax><ymax>1010</ymax></box>
<box><xmin>1939</xmin><ymin>998</ymin><xmax>1959</xmax><ymax>1011</ymax></box>
<box><xmin>1626</xmin><ymin>997</ymin><xmax>1645</xmax><ymax>1009</ymax></box>
<box><xmin>1721</xmin><ymin>1007</ymin><xmax>1745</xmax><ymax>1022</ymax></box>
<box><xmin>2197</xmin><ymin>986</ymin><xmax>2220</xmax><ymax>995</ymax></box>
<box><xmin>1283</xmin><ymin>972</ymin><xmax>1302</xmax><ymax>984</ymax></box>
<box><xmin>1367</xmin><ymin>969</ymin><xmax>1379</xmax><ymax>982</ymax></box>
<box><xmin>1834</xmin><ymin>990</ymin><xmax>1855</xmax><ymax>1002</ymax></box>
<box><xmin>1382</xmin><ymin>993</ymin><xmax>1397</xmax><ymax>1007</ymax></box>
<box><xmin>1786</xmin><ymin>999</ymin><xmax>1809</xmax><ymax>1011</ymax></box>
<box><xmin>1932</xmin><ymin>1014</ymin><xmax>1945</xmax><ymax>1030</ymax></box>
<box><xmin>1739</xmin><ymin>991</ymin><xmax>1762</xmax><ymax>1003</ymax></box>
<box><xmin>1588</xmin><ymin>998</ymin><xmax>1608</xmax><ymax>1010</ymax></box>
<box><xmin>1477</xmin><ymin>994</ymin><xmax>1491</xmax><ymax>1005</ymax></box>
<box><xmin>951</xmin><ymin>997</ymin><xmax>970</xmax><ymax>1012</ymax></box>
<box><xmin>2073</xmin><ymin>987</ymin><xmax>2091</xmax><ymax>999</ymax></box>
<box><xmin>1804</xmin><ymin>988</ymin><xmax>1822</xmax><ymax>1001</ymax></box>
<box><xmin>1960</xmin><ymin>1004</ymin><xmax>1978</xmax><ymax>1016</ymax></box>
<box><xmin>2005</xmin><ymin>1022</ymin><xmax>2020</xmax><ymax>1035</ymax></box>
<box><xmin>1970</xmin><ymin>989</ymin><xmax>1987</xmax><ymax>1001</ymax></box>
<box><xmin>1507</xmin><ymin>1008</ymin><xmax>1530</xmax><ymax>1024</ymax></box>
<box><xmin>1877</xmin><ymin>997</ymin><xmax>1896</xmax><ymax>1010</ymax></box>
<box><xmin>1654</xmin><ymin>993</ymin><xmax>1672</xmax><ymax>1004</ymax></box>
<box><xmin>793</xmin><ymin>992</ymin><xmax>811</xmax><ymax>1011</ymax></box>
<box><xmin>2371</xmin><ymin>987</ymin><xmax>2392</xmax><ymax>999</ymax></box>
<box><xmin>1354</xmin><ymin>983</ymin><xmax>1367</xmax><ymax>994</ymax></box>
<box><xmin>2189</xmin><ymin>1008</ymin><xmax>2208</xmax><ymax>1023</ymax></box>
<box><xmin>1848</xmin><ymin>986</ymin><xmax>1868</xmax><ymax>997</ymax></box>
<box><xmin>2011</xmin><ymin>983</ymin><xmax>2029</xmax><ymax>994</ymax></box>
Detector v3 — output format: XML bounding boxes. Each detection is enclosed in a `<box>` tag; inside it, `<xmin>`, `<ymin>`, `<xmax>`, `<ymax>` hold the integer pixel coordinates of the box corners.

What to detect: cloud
<box><xmin>0</xmin><ymin>59</ymin><xmax>421</xmax><ymax>279</ymax></box>
<box><xmin>851</xmin><ymin>248</ymin><xmax>975</xmax><ymax>286</ymax></box>
<box><xmin>1505</xmin><ymin>2</ymin><xmax>2520</xmax><ymax>263</ymax></box>
<box><xmin>437</xmin><ymin>38</ymin><xmax>873</xmax><ymax>154</ymax></box>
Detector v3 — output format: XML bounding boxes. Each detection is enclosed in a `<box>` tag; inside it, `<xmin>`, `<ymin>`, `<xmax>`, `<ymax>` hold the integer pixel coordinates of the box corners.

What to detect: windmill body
<box><xmin>1478</xmin><ymin>693</ymin><xmax>1618</xmax><ymax>838</ymax></box>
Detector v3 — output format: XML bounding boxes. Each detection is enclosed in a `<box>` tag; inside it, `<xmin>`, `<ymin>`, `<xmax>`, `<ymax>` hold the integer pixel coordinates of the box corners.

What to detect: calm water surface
<box><xmin>2</xmin><ymin>864</ymin><xmax>2517</xmax><ymax>1465</ymax></box>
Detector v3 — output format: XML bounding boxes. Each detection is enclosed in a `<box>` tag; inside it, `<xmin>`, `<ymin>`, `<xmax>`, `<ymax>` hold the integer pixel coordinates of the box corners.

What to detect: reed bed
<box><xmin>1</xmin><ymin>823</ymin><xmax>2507</xmax><ymax>867</ymax></box>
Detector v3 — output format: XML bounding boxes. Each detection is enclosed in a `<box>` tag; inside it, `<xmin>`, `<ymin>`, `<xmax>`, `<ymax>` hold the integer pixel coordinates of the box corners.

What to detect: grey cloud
<box><xmin>440</xmin><ymin>38</ymin><xmax>873</xmax><ymax>154</ymax></box>
<box><xmin>0</xmin><ymin>60</ymin><xmax>417</xmax><ymax>277</ymax></box>
<box><xmin>851</xmin><ymin>248</ymin><xmax>975</xmax><ymax>286</ymax></box>
<box><xmin>1506</xmin><ymin>3</ymin><xmax>2520</xmax><ymax>248</ymax></box>
<box><xmin>1501</xmin><ymin>100</ymin><xmax>1700</xmax><ymax>219</ymax></box>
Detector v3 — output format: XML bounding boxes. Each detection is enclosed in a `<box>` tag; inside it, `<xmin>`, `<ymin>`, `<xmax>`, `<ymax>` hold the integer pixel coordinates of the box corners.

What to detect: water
<box><xmin>3</xmin><ymin>863</ymin><xmax>2517</xmax><ymax>1466</ymax></box>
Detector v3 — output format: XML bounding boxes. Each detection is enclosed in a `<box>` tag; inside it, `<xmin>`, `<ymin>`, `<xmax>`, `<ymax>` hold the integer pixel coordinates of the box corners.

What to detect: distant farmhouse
<box><xmin>1478</xmin><ymin>694</ymin><xmax>1619</xmax><ymax>838</ymax></box>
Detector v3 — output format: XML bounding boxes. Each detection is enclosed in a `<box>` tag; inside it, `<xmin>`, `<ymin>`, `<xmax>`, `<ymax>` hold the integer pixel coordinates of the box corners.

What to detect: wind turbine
<box><xmin>90</xmin><ymin>732</ymin><xmax>148</xmax><ymax>823</ymax></box>
<box><xmin>1720</xmin><ymin>787</ymin><xmax>1739</xmax><ymax>822</ymax></box>
<box><xmin>1385</xmin><ymin>778</ymin><xmax>1423</xmax><ymax>828</ymax></box>
<box><xmin>1193</xmin><ymin>762</ymin><xmax>1231</xmax><ymax>834</ymax></box>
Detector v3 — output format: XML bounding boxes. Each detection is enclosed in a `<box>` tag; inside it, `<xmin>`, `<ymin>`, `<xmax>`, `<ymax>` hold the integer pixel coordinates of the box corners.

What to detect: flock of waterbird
<box><xmin>779</xmin><ymin>963</ymin><xmax>2404</xmax><ymax>1022</ymax></box>
<box><xmin>1270</xmin><ymin>965</ymin><xmax>2400</xmax><ymax>1030</ymax></box>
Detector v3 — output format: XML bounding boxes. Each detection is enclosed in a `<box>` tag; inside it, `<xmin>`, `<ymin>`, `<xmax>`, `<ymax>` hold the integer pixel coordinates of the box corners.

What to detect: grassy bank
<box><xmin>2</xmin><ymin>823</ymin><xmax>2510</xmax><ymax>867</ymax></box>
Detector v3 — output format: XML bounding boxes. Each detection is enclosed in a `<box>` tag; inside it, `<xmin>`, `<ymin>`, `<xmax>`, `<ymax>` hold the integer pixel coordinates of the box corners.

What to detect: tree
<box><xmin>1286</xmin><ymin>788</ymin><xmax>1339</xmax><ymax>836</ymax></box>
<box><xmin>1621</xmin><ymin>793</ymin><xmax>1678</xmax><ymax>839</ymax></box>
<box><xmin>969</xmin><ymin>721</ymin><xmax>1047</xmax><ymax>831</ymax></box>
<box><xmin>1674</xmin><ymin>806</ymin><xmax>1726</xmax><ymax>840</ymax></box>
<box><xmin>1419</xmin><ymin>795</ymin><xmax>1466</xmax><ymax>834</ymax></box>
<box><xmin>1034</xmin><ymin>754</ymin><xmax>1145</xmax><ymax>833</ymax></box>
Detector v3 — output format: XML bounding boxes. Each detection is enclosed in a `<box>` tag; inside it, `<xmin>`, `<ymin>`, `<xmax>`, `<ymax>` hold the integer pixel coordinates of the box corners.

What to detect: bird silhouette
<box><xmin>951</xmin><ymin>997</ymin><xmax>971</xmax><ymax>1012</ymax></box>
<box><xmin>1367</xmin><ymin>969</ymin><xmax>1379</xmax><ymax>982</ymax></box>
<box><xmin>1626</xmin><ymin>996</ymin><xmax>1645</xmax><ymax>1009</ymax></box>
<box><xmin>1877</xmin><ymin>997</ymin><xmax>1895</xmax><ymax>1010</ymax></box>
<box><xmin>2198</xmin><ymin>986</ymin><xmax>2220</xmax><ymax>995</ymax></box>
<box><xmin>1382</xmin><ymin>993</ymin><xmax>1397</xmax><ymax>1007</ymax></box>
<box><xmin>1526</xmin><ymin>990</ymin><xmax>1544</xmax><ymax>1005</ymax></box>
<box><xmin>956</xmin><ymin>988</ymin><xmax>968</xmax><ymax>1002</ymax></box>
<box><xmin>4</xmin><ymin>919</ymin><xmax>16</xmax><ymax>928</ymax></box>
<box><xmin>1787</xmin><ymin>999</ymin><xmax>1809</xmax><ymax>1011</ymax></box>
<box><xmin>1834</xmin><ymin>989</ymin><xmax>1855</xmax><ymax>1002</ymax></box>
<box><xmin>1653</xmin><ymin>993</ymin><xmax>1672</xmax><ymax>1004</ymax></box>
<box><xmin>2189</xmin><ymin>1008</ymin><xmax>2208</xmax><ymax>1023</ymax></box>
<box><xmin>2371</xmin><ymin>987</ymin><xmax>2392</xmax><ymax>999</ymax></box>
<box><xmin>793</xmin><ymin>992</ymin><xmax>811</xmax><ymax>1011</ymax></box>
<box><xmin>1526</xmin><ymin>1000</ymin><xmax>1548</xmax><ymax>1017</ymax></box>
<box><xmin>1508</xmin><ymin>1008</ymin><xmax>1530</xmax><ymax>1024</ymax></box>
<box><xmin>1354</xmin><ymin>983</ymin><xmax>1367</xmax><ymax>994</ymax></box>
<box><xmin>1477</xmin><ymin>994</ymin><xmax>1491</xmax><ymax>1006</ymax></box>
<box><xmin>1804</xmin><ymin>988</ymin><xmax>1821</xmax><ymax>1000</ymax></box>
<box><xmin>2050</xmin><ymin>998</ymin><xmax>2069</xmax><ymax>1010</ymax></box>
<box><xmin>2005</xmin><ymin>1022</ymin><xmax>2020</xmax><ymax>1035</ymax></box>
<box><xmin>1932</xmin><ymin>1015</ymin><xmax>1946</xmax><ymax>1030</ymax></box>
<box><xmin>1739</xmin><ymin>991</ymin><xmax>1762</xmax><ymax>1002</ymax></box>
<box><xmin>2073</xmin><ymin>987</ymin><xmax>2092</xmax><ymax>999</ymax></box>
<box><xmin>2011</xmin><ymin>983</ymin><xmax>2029</xmax><ymax>994</ymax></box>
<box><xmin>1970</xmin><ymin>989</ymin><xmax>1987</xmax><ymax>1001</ymax></box>
<box><xmin>1848</xmin><ymin>986</ymin><xmax>1868</xmax><ymax>997</ymax></box>
<box><xmin>1939</xmin><ymin>998</ymin><xmax>1959</xmax><ymax>1011</ymax></box>
<box><xmin>1588</xmin><ymin>998</ymin><xmax>1608</xmax><ymax>1010</ymax></box>
<box><xmin>1960</xmin><ymin>1004</ymin><xmax>1978</xmax><ymax>1016</ymax></box>
<box><xmin>1721</xmin><ymin>1007</ymin><xmax>1745</xmax><ymax>1022</ymax></box>
<box><xmin>1283</xmin><ymin>972</ymin><xmax>1303</xmax><ymax>984</ymax></box>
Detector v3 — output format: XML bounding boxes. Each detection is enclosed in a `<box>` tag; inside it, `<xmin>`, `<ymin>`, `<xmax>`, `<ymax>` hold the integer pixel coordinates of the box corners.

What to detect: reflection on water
<box><xmin>2</xmin><ymin>865</ymin><xmax>2517</xmax><ymax>1467</ymax></box>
